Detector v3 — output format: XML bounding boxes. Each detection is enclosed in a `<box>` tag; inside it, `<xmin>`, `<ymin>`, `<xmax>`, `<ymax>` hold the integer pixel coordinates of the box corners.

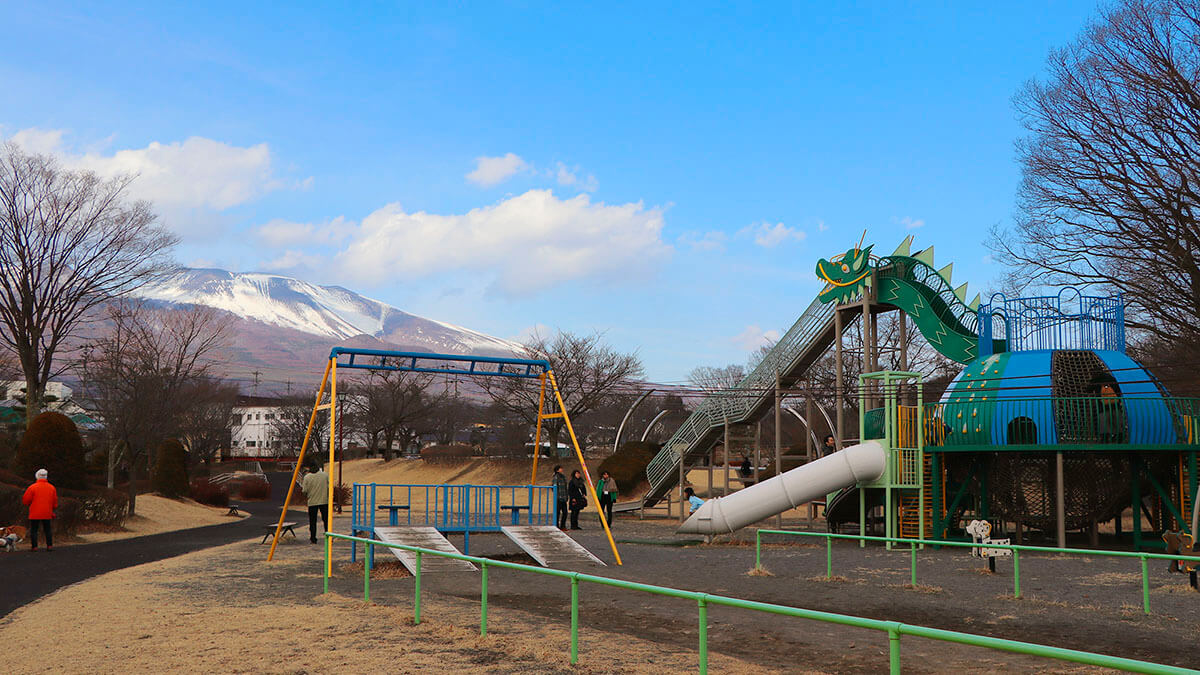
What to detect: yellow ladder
<box><xmin>899</xmin><ymin>452</ymin><xmax>945</xmax><ymax>539</ymax></box>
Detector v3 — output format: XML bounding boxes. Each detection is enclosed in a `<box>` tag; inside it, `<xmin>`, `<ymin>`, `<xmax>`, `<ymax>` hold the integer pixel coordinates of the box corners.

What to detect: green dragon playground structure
<box><xmin>654</xmin><ymin>235</ymin><xmax>1200</xmax><ymax>550</ymax></box>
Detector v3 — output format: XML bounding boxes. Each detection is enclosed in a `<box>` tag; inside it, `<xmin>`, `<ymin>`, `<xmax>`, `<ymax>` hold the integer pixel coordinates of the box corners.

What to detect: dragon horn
<box><xmin>891</xmin><ymin>235</ymin><xmax>913</xmax><ymax>257</ymax></box>
<box><xmin>937</xmin><ymin>263</ymin><xmax>954</xmax><ymax>285</ymax></box>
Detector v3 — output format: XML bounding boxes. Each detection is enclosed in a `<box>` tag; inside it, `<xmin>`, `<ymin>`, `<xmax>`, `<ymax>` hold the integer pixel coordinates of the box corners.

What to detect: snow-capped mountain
<box><xmin>136</xmin><ymin>268</ymin><xmax>525</xmax><ymax>357</ymax></box>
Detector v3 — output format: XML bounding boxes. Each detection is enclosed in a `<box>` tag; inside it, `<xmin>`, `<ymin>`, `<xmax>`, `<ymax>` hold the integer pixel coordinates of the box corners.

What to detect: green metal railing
<box><xmin>755</xmin><ymin>529</ymin><xmax>1200</xmax><ymax>615</ymax></box>
<box><xmin>323</xmin><ymin>531</ymin><xmax>1190</xmax><ymax>674</ymax></box>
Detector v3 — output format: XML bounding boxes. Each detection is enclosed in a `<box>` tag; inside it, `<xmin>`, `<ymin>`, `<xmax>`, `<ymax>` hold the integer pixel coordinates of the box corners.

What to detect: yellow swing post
<box><xmin>326</xmin><ymin>357</ymin><xmax>338</xmax><ymax>577</ymax></box>
<box><xmin>530</xmin><ymin>373</ymin><xmax>547</xmax><ymax>484</ymax></box>
<box><xmin>267</xmin><ymin>358</ymin><xmax>332</xmax><ymax>561</ymax></box>
<box><xmin>547</xmin><ymin>370</ymin><xmax>622</xmax><ymax>566</ymax></box>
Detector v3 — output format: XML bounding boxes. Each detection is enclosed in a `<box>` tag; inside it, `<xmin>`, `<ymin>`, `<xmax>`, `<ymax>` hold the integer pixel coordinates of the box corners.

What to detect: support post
<box><xmin>326</xmin><ymin>357</ymin><xmax>338</xmax><ymax>578</ymax></box>
<box><xmin>698</xmin><ymin>597</ymin><xmax>709</xmax><ymax>674</ymax></box>
<box><xmin>834</xmin><ymin>308</ymin><xmax>844</xmax><ymax>450</ymax></box>
<box><xmin>775</xmin><ymin>369</ymin><xmax>783</xmax><ymax>528</ymax></box>
<box><xmin>481</xmin><ymin>563</ymin><xmax>489</xmax><ymax>635</ymax></box>
<box><xmin>1056</xmin><ymin>451</ymin><xmax>1066</xmax><ymax>549</ymax></box>
<box><xmin>268</xmin><ymin>358</ymin><xmax>332</xmax><ymax>561</ymax></box>
<box><xmin>570</xmin><ymin>576</ymin><xmax>580</xmax><ymax>664</ymax></box>
<box><xmin>754</xmin><ymin>421</ymin><xmax>761</xmax><ymax>489</ymax></box>
<box><xmin>1133</xmin><ymin>455</ymin><xmax>1143</xmax><ymax>550</ymax></box>
<box><xmin>806</xmin><ymin>385</ymin><xmax>815</xmax><ymax>522</ymax></box>
<box><xmin>723</xmin><ymin>417</ymin><xmax>730</xmax><ymax>497</ymax></box>
<box><xmin>680</xmin><ymin>448</ymin><xmax>687</xmax><ymax>526</ymax></box>
<box><xmin>531</xmin><ymin>373</ymin><xmax>547</xmax><ymax>484</ymax></box>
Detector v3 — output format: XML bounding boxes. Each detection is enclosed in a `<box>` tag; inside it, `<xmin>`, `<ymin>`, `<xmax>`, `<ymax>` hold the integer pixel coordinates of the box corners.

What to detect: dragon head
<box><xmin>815</xmin><ymin>244</ymin><xmax>874</xmax><ymax>304</ymax></box>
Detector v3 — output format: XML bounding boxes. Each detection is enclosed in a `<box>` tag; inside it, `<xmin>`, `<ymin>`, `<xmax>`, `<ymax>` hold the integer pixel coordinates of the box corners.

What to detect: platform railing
<box><xmin>921</xmin><ymin>396</ymin><xmax>1200</xmax><ymax>449</ymax></box>
<box><xmin>754</xmin><ymin>529</ymin><xmax>1200</xmax><ymax>616</ymax></box>
<box><xmin>351</xmin><ymin>483</ymin><xmax>557</xmax><ymax>534</ymax></box>
<box><xmin>323</xmin><ymin>531</ymin><xmax>1189</xmax><ymax>675</ymax></box>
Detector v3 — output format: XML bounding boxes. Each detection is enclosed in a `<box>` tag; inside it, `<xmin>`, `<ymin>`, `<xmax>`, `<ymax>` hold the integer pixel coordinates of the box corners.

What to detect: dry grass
<box><xmin>339</xmin><ymin>560</ymin><xmax>412</xmax><ymax>579</ymax></box>
<box><xmin>68</xmin><ymin>495</ymin><xmax>243</xmax><ymax>546</ymax></box>
<box><xmin>806</xmin><ymin>574</ymin><xmax>856</xmax><ymax>584</ymax></box>
<box><xmin>747</xmin><ymin>565</ymin><xmax>774</xmax><ymax>577</ymax></box>
<box><xmin>1077</xmin><ymin>571</ymin><xmax>1140</xmax><ymax>586</ymax></box>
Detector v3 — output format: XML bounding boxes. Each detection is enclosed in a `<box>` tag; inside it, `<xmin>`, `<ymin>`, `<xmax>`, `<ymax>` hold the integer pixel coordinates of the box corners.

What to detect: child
<box><xmin>683</xmin><ymin>487</ymin><xmax>704</xmax><ymax>514</ymax></box>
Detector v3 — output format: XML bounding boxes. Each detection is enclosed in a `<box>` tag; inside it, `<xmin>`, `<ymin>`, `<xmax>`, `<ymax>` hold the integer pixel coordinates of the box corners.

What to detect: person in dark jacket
<box><xmin>551</xmin><ymin>465</ymin><xmax>569</xmax><ymax>530</ymax></box>
<box><xmin>567</xmin><ymin>470</ymin><xmax>587</xmax><ymax>530</ymax></box>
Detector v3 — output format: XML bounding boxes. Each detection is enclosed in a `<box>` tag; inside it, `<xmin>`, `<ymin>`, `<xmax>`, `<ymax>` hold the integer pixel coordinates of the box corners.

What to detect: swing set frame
<box><xmin>266</xmin><ymin>347</ymin><xmax>622</xmax><ymax>569</ymax></box>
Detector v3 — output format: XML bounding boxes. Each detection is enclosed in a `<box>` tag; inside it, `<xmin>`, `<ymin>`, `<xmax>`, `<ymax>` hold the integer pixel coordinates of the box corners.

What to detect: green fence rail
<box><xmin>323</xmin><ymin>531</ymin><xmax>1191</xmax><ymax>674</ymax></box>
<box><xmin>755</xmin><ymin>529</ymin><xmax>1200</xmax><ymax>615</ymax></box>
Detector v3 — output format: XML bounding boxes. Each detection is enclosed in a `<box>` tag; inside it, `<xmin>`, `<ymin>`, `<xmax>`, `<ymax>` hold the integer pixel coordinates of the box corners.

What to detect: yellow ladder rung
<box><xmin>540</xmin><ymin>412</ymin><xmax>565</xmax><ymax>419</ymax></box>
<box><xmin>315</xmin><ymin>403</ymin><xmax>332</xmax><ymax>411</ymax></box>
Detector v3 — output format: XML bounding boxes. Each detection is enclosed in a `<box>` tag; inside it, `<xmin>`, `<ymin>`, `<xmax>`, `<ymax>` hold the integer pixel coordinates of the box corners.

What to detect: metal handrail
<box><xmin>323</xmin><ymin>531</ymin><xmax>1189</xmax><ymax>674</ymax></box>
<box><xmin>754</xmin><ymin>528</ymin><xmax>1200</xmax><ymax>616</ymax></box>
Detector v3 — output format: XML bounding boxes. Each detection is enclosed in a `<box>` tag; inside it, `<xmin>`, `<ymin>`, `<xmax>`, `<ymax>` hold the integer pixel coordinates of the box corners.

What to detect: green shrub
<box><xmin>597</xmin><ymin>441</ymin><xmax>659</xmax><ymax>495</ymax></box>
<box><xmin>14</xmin><ymin>411</ymin><xmax>87</xmax><ymax>490</ymax></box>
<box><xmin>152</xmin><ymin>439</ymin><xmax>189</xmax><ymax>498</ymax></box>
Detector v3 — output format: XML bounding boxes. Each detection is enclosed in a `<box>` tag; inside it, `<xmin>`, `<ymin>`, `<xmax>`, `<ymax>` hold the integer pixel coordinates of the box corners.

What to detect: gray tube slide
<box><xmin>676</xmin><ymin>441</ymin><xmax>886</xmax><ymax>535</ymax></box>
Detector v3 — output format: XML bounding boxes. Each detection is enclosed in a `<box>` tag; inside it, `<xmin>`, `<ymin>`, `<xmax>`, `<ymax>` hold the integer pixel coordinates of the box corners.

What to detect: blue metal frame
<box><xmin>978</xmin><ymin>289</ymin><xmax>1125</xmax><ymax>355</ymax></box>
<box><xmin>329</xmin><ymin>346</ymin><xmax>550</xmax><ymax>379</ymax></box>
<box><xmin>351</xmin><ymin>482</ymin><xmax>558</xmax><ymax>563</ymax></box>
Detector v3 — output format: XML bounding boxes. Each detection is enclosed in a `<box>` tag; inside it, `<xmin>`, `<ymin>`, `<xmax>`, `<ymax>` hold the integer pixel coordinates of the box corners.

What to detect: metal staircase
<box><xmin>642</xmin><ymin>296</ymin><xmax>838</xmax><ymax>505</ymax></box>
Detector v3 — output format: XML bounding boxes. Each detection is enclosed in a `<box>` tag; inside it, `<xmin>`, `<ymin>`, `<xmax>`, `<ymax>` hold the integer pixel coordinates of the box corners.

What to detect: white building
<box><xmin>227</xmin><ymin>395</ymin><xmax>371</xmax><ymax>459</ymax></box>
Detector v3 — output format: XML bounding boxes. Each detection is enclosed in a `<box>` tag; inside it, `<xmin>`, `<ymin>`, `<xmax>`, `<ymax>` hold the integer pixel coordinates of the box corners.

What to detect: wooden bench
<box><xmin>500</xmin><ymin>504</ymin><xmax>532</xmax><ymax>525</ymax></box>
<box><xmin>377</xmin><ymin>504</ymin><xmax>411</xmax><ymax>526</ymax></box>
<box><xmin>262</xmin><ymin>522</ymin><xmax>297</xmax><ymax>544</ymax></box>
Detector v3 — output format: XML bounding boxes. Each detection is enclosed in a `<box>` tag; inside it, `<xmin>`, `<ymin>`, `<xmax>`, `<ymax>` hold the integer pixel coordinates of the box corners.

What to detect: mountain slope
<box><xmin>136</xmin><ymin>268</ymin><xmax>524</xmax><ymax>357</ymax></box>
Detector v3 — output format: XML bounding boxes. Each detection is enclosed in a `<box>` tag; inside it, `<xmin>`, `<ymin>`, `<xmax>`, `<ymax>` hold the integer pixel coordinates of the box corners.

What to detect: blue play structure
<box><xmin>350</xmin><ymin>483</ymin><xmax>557</xmax><ymax>560</ymax></box>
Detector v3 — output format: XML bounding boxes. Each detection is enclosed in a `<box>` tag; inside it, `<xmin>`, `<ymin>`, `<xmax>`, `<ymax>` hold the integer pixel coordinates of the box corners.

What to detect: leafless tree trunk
<box><xmin>993</xmin><ymin>0</ymin><xmax>1200</xmax><ymax>349</ymax></box>
<box><xmin>0</xmin><ymin>144</ymin><xmax>177</xmax><ymax>429</ymax></box>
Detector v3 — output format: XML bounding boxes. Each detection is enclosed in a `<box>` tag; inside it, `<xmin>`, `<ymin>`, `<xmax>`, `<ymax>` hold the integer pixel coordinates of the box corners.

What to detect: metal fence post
<box><xmin>481</xmin><ymin>563</ymin><xmax>489</xmax><ymax>636</ymax></box>
<box><xmin>698</xmin><ymin>596</ymin><xmax>709</xmax><ymax>674</ymax></box>
<box><xmin>910</xmin><ymin>542</ymin><xmax>917</xmax><ymax>587</ymax></box>
<box><xmin>888</xmin><ymin>623</ymin><xmax>901</xmax><ymax>675</ymax></box>
<box><xmin>826</xmin><ymin>536</ymin><xmax>833</xmax><ymax>578</ymax></box>
<box><xmin>1013</xmin><ymin>549</ymin><xmax>1021</xmax><ymax>598</ymax></box>
<box><xmin>415</xmin><ymin>550</ymin><xmax>423</xmax><ymax>624</ymax></box>
<box><xmin>755</xmin><ymin>531</ymin><xmax>762</xmax><ymax>570</ymax></box>
<box><xmin>364</xmin><ymin>551</ymin><xmax>371</xmax><ymax>602</ymax></box>
<box><xmin>570</xmin><ymin>576</ymin><xmax>580</xmax><ymax>664</ymax></box>
<box><xmin>323</xmin><ymin>535</ymin><xmax>330</xmax><ymax>594</ymax></box>
<box><xmin>1141</xmin><ymin>556</ymin><xmax>1150</xmax><ymax>615</ymax></box>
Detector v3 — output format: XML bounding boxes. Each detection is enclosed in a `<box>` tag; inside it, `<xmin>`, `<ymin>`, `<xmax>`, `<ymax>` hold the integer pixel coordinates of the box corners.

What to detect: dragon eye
<box><xmin>841</xmin><ymin>264</ymin><xmax>850</xmax><ymax>273</ymax></box>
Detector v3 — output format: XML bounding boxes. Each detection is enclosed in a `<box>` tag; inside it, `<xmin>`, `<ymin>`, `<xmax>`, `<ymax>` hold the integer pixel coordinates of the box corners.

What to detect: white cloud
<box><xmin>466</xmin><ymin>153</ymin><xmax>529</xmax><ymax>187</ymax></box>
<box><xmin>742</xmin><ymin>222</ymin><xmax>806</xmax><ymax>248</ymax></box>
<box><xmin>554</xmin><ymin>162</ymin><xmax>598</xmax><ymax>192</ymax></box>
<box><xmin>331</xmin><ymin>189</ymin><xmax>671</xmax><ymax>295</ymax></box>
<box><xmin>8</xmin><ymin>128</ymin><xmax>297</xmax><ymax>211</ymax></box>
<box><xmin>260</xmin><ymin>249</ymin><xmax>325</xmax><ymax>273</ymax></box>
<box><xmin>817</xmin><ymin>220</ymin><xmax>829</xmax><ymax>232</ymax></box>
<box><xmin>256</xmin><ymin>216</ymin><xmax>353</xmax><ymax>247</ymax></box>
<box><xmin>899</xmin><ymin>216</ymin><xmax>925</xmax><ymax>230</ymax></box>
<box><xmin>678</xmin><ymin>231</ymin><xmax>727</xmax><ymax>252</ymax></box>
<box><xmin>731</xmin><ymin>325</ymin><xmax>781</xmax><ymax>351</ymax></box>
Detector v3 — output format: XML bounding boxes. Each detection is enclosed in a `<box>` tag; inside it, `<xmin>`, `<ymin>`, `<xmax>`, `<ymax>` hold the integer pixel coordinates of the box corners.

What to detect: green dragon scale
<box><xmin>814</xmin><ymin>236</ymin><xmax>1006</xmax><ymax>364</ymax></box>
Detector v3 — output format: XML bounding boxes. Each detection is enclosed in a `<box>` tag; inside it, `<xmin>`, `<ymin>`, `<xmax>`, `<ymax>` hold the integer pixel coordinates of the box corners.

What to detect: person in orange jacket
<box><xmin>22</xmin><ymin>468</ymin><xmax>58</xmax><ymax>551</ymax></box>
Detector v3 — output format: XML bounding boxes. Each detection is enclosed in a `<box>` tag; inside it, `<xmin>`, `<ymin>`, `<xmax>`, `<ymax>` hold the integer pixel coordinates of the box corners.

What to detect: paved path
<box><xmin>0</xmin><ymin>472</ymin><xmax>295</xmax><ymax>618</ymax></box>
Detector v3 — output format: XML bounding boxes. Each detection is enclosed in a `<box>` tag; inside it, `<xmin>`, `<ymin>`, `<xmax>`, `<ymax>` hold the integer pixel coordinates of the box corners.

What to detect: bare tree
<box><xmin>992</xmin><ymin>0</ymin><xmax>1200</xmax><ymax>349</ymax></box>
<box><xmin>481</xmin><ymin>331</ymin><xmax>643</xmax><ymax>457</ymax></box>
<box><xmin>687</xmin><ymin>364</ymin><xmax>747</xmax><ymax>394</ymax></box>
<box><xmin>0</xmin><ymin>144</ymin><xmax>177</xmax><ymax>428</ymax></box>
<box><xmin>269</xmin><ymin>396</ymin><xmax>329</xmax><ymax>459</ymax></box>
<box><xmin>75</xmin><ymin>301</ymin><xmax>231</xmax><ymax>514</ymax></box>
<box><xmin>350</xmin><ymin>370</ymin><xmax>436</xmax><ymax>460</ymax></box>
<box><xmin>176</xmin><ymin>378</ymin><xmax>239</xmax><ymax>471</ymax></box>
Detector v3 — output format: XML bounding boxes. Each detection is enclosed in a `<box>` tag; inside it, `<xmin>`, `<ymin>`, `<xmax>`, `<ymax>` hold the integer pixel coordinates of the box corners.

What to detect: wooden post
<box><xmin>753</xmin><ymin>420</ymin><xmax>761</xmax><ymax>488</ymax></box>
<box><xmin>679</xmin><ymin>449</ymin><xmax>687</xmax><ymax>526</ymax></box>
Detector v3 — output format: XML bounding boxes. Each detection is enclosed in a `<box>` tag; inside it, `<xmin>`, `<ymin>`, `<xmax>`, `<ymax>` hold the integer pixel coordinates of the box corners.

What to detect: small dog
<box><xmin>1</xmin><ymin>525</ymin><xmax>27</xmax><ymax>552</ymax></box>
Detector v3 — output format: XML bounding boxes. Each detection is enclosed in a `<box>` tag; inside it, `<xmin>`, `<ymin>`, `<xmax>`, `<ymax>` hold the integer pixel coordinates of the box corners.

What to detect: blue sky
<box><xmin>1</xmin><ymin>2</ymin><xmax>1100</xmax><ymax>382</ymax></box>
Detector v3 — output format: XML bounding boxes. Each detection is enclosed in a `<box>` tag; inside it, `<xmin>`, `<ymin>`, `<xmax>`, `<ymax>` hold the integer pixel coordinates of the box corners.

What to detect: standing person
<box><xmin>301</xmin><ymin>463</ymin><xmax>329</xmax><ymax>544</ymax></box>
<box><xmin>596</xmin><ymin>470</ymin><xmax>618</xmax><ymax>529</ymax></box>
<box><xmin>22</xmin><ymin>469</ymin><xmax>57</xmax><ymax>552</ymax></box>
<box><xmin>822</xmin><ymin>434</ymin><xmax>837</xmax><ymax>457</ymax></box>
<box><xmin>567</xmin><ymin>469</ymin><xmax>587</xmax><ymax>530</ymax></box>
<box><xmin>552</xmin><ymin>465</ymin><xmax>569</xmax><ymax>530</ymax></box>
<box><xmin>683</xmin><ymin>487</ymin><xmax>704</xmax><ymax>514</ymax></box>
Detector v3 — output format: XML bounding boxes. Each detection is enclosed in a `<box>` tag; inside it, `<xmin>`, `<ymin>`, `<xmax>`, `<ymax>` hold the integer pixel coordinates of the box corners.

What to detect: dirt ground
<box><xmin>65</xmin><ymin>495</ymin><xmax>247</xmax><ymax>546</ymax></box>
<box><xmin>5</xmin><ymin>506</ymin><xmax>1199</xmax><ymax>673</ymax></box>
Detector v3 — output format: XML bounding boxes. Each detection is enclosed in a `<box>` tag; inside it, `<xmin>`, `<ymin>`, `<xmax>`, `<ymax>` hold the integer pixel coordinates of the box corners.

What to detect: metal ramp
<box><xmin>374</xmin><ymin>526</ymin><xmax>478</xmax><ymax>573</ymax></box>
<box><xmin>642</xmin><ymin>296</ymin><xmax>838</xmax><ymax>505</ymax></box>
<box><xmin>501</xmin><ymin>526</ymin><xmax>606</xmax><ymax>567</ymax></box>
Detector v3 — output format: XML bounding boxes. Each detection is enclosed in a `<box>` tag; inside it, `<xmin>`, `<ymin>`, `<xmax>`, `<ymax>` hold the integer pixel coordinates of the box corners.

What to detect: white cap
<box><xmin>35</xmin><ymin>469</ymin><xmax>48</xmax><ymax>479</ymax></box>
